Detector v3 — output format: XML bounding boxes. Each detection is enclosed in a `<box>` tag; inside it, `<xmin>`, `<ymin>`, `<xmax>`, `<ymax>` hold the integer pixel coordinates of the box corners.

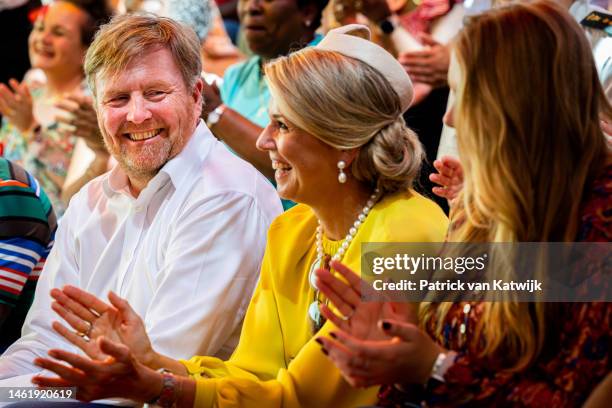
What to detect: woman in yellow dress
<box><xmin>32</xmin><ymin>24</ymin><xmax>448</xmax><ymax>407</ymax></box>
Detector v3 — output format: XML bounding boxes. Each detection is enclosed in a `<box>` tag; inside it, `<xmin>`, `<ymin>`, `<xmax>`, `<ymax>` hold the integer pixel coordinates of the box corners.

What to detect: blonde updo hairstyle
<box><xmin>264</xmin><ymin>47</ymin><xmax>424</xmax><ymax>197</ymax></box>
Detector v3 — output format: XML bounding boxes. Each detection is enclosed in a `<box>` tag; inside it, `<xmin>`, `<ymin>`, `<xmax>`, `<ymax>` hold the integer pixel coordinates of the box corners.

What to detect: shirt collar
<box><xmin>103</xmin><ymin>120</ymin><xmax>214</xmax><ymax>200</ymax></box>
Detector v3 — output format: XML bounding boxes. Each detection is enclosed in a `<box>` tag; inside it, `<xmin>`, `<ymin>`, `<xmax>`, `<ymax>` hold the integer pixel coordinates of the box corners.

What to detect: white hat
<box><xmin>316</xmin><ymin>24</ymin><xmax>414</xmax><ymax>112</ymax></box>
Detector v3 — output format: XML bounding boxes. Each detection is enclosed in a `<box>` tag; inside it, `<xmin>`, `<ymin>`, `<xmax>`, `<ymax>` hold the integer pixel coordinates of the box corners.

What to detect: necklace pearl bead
<box><xmin>314</xmin><ymin>188</ymin><xmax>380</xmax><ymax>265</ymax></box>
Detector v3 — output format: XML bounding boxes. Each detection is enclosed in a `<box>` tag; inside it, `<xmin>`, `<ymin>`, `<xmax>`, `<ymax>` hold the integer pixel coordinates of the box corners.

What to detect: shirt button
<box><xmin>134</xmin><ymin>205</ymin><xmax>144</xmax><ymax>213</ymax></box>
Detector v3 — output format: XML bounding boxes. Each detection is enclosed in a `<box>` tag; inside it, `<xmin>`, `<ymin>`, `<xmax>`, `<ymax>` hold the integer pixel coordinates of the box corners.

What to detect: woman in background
<box><xmin>0</xmin><ymin>0</ymin><xmax>112</xmax><ymax>215</ymax></box>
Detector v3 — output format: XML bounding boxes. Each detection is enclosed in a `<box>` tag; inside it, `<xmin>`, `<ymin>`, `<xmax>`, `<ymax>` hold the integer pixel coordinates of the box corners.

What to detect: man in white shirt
<box><xmin>0</xmin><ymin>13</ymin><xmax>282</xmax><ymax>386</ymax></box>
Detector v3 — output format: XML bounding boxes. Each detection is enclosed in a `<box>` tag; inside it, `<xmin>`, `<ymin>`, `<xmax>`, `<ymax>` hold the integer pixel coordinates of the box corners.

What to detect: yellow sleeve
<box><xmin>191</xmin><ymin>322</ymin><xmax>378</xmax><ymax>408</ymax></box>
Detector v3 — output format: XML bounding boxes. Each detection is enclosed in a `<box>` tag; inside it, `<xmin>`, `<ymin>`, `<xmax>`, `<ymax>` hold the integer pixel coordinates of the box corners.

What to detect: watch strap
<box><xmin>206</xmin><ymin>104</ymin><xmax>227</xmax><ymax>128</ymax></box>
<box><xmin>147</xmin><ymin>369</ymin><xmax>180</xmax><ymax>407</ymax></box>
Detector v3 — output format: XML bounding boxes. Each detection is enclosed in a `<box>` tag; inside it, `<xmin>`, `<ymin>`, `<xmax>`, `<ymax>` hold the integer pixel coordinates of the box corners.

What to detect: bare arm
<box><xmin>210</xmin><ymin>109</ymin><xmax>274</xmax><ymax>179</ymax></box>
<box><xmin>61</xmin><ymin>139</ymin><xmax>109</xmax><ymax>205</ymax></box>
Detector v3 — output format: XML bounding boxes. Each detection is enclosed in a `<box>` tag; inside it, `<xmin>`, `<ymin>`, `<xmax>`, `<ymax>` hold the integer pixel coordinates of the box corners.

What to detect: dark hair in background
<box><xmin>62</xmin><ymin>0</ymin><xmax>114</xmax><ymax>46</ymax></box>
<box><xmin>297</xmin><ymin>0</ymin><xmax>328</xmax><ymax>30</ymax></box>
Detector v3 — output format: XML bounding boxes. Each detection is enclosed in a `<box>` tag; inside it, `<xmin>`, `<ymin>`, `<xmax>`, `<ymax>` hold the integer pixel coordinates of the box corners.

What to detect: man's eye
<box><xmin>276</xmin><ymin>121</ymin><xmax>288</xmax><ymax>131</ymax></box>
<box><xmin>147</xmin><ymin>91</ymin><xmax>166</xmax><ymax>98</ymax></box>
<box><xmin>105</xmin><ymin>95</ymin><xmax>128</xmax><ymax>105</ymax></box>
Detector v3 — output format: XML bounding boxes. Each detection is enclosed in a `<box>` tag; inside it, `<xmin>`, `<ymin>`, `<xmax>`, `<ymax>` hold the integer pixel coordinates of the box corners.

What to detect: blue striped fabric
<box><xmin>0</xmin><ymin>158</ymin><xmax>56</xmax><ymax>349</ymax></box>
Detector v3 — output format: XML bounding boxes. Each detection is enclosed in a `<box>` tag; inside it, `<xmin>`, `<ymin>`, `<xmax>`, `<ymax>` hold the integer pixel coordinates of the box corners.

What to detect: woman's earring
<box><xmin>337</xmin><ymin>160</ymin><xmax>347</xmax><ymax>184</ymax></box>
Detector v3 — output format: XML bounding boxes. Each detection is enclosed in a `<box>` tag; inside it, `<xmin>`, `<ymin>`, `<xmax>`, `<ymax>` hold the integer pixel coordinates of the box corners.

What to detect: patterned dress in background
<box><xmin>0</xmin><ymin>69</ymin><xmax>87</xmax><ymax>216</ymax></box>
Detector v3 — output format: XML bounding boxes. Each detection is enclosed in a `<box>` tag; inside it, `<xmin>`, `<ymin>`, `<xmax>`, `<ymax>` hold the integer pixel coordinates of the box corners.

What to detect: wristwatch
<box><xmin>147</xmin><ymin>368</ymin><xmax>180</xmax><ymax>407</ymax></box>
<box><xmin>206</xmin><ymin>104</ymin><xmax>227</xmax><ymax>129</ymax></box>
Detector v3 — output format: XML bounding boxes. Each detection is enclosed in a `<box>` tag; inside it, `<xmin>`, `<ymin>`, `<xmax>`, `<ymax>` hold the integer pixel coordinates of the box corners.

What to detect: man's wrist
<box><xmin>142</xmin><ymin>349</ymin><xmax>163</xmax><ymax>370</ymax></box>
<box><xmin>146</xmin><ymin>369</ymin><xmax>181</xmax><ymax>407</ymax></box>
<box><xmin>140</xmin><ymin>368</ymin><xmax>166</xmax><ymax>403</ymax></box>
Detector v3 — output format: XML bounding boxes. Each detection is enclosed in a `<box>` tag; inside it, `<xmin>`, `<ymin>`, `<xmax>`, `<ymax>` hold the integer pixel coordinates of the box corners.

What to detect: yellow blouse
<box><xmin>181</xmin><ymin>190</ymin><xmax>449</xmax><ymax>407</ymax></box>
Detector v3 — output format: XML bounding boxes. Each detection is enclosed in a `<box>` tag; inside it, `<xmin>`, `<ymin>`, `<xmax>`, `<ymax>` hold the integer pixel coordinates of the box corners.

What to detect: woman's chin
<box><xmin>276</xmin><ymin>185</ymin><xmax>298</xmax><ymax>204</ymax></box>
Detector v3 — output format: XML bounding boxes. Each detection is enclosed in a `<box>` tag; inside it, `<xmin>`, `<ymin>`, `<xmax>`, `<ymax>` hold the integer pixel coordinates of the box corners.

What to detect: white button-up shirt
<box><xmin>0</xmin><ymin>121</ymin><xmax>283</xmax><ymax>382</ymax></box>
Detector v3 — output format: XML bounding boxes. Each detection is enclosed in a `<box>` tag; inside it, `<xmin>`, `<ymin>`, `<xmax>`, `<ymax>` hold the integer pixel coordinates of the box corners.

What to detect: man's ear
<box><xmin>192</xmin><ymin>77</ymin><xmax>204</xmax><ymax>104</ymax></box>
<box><xmin>192</xmin><ymin>77</ymin><xmax>204</xmax><ymax>117</ymax></box>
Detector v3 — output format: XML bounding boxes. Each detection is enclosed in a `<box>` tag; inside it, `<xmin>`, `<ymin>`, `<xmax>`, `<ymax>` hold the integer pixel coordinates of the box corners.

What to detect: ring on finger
<box><xmin>85</xmin><ymin>320</ymin><xmax>93</xmax><ymax>337</ymax></box>
<box><xmin>76</xmin><ymin>331</ymin><xmax>90</xmax><ymax>342</ymax></box>
<box><xmin>78</xmin><ymin>320</ymin><xmax>93</xmax><ymax>339</ymax></box>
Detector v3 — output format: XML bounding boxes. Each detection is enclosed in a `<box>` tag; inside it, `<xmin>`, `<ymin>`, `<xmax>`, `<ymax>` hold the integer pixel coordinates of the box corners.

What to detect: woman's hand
<box><xmin>317</xmin><ymin>319</ymin><xmax>444</xmax><ymax>388</ymax></box>
<box><xmin>0</xmin><ymin>79</ymin><xmax>34</xmax><ymax>132</ymax></box>
<box><xmin>429</xmin><ymin>155</ymin><xmax>463</xmax><ymax>203</ymax></box>
<box><xmin>50</xmin><ymin>286</ymin><xmax>157</xmax><ymax>366</ymax></box>
<box><xmin>54</xmin><ymin>94</ymin><xmax>107</xmax><ymax>153</ymax></box>
<box><xmin>32</xmin><ymin>336</ymin><xmax>163</xmax><ymax>403</ymax></box>
<box><xmin>315</xmin><ymin>260</ymin><xmax>418</xmax><ymax>342</ymax></box>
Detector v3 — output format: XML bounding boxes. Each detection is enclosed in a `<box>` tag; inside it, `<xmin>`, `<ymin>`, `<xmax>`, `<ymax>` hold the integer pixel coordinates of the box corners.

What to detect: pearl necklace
<box><xmin>307</xmin><ymin>188</ymin><xmax>380</xmax><ymax>330</ymax></box>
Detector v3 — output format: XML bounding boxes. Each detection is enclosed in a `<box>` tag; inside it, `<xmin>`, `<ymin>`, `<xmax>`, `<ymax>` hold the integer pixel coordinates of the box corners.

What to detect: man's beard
<box><xmin>118</xmin><ymin>139</ymin><xmax>172</xmax><ymax>179</ymax></box>
<box><xmin>102</xmin><ymin>130</ymin><xmax>182</xmax><ymax>182</ymax></box>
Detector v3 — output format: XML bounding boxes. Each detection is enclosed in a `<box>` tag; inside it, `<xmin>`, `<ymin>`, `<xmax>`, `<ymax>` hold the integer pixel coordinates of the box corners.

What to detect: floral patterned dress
<box><xmin>0</xmin><ymin>69</ymin><xmax>87</xmax><ymax>216</ymax></box>
<box><xmin>378</xmin><ymin>164</ymin><xmax>612</xmax><ymax>407</ymax></box>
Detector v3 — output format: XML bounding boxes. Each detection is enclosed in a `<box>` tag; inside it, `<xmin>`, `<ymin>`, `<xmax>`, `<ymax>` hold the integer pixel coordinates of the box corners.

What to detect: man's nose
<box><xmin>126</xmin><ymin>96</ymin><xmax>152</xmax><ymax>124</ymax></box>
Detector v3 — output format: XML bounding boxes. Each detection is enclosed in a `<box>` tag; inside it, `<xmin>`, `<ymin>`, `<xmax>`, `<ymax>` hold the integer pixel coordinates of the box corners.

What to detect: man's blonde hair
<box><xmin>84</xmin><ymin>13</ymin><xmax>202</xmax><ymax>96</ymax></box>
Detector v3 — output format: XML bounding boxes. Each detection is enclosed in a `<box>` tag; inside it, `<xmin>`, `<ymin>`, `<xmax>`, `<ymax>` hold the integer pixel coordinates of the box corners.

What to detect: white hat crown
<box><xmin>316</xmin><ymin>24</ymin><xmax>414</xmax><ymax>112</ymax></box>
